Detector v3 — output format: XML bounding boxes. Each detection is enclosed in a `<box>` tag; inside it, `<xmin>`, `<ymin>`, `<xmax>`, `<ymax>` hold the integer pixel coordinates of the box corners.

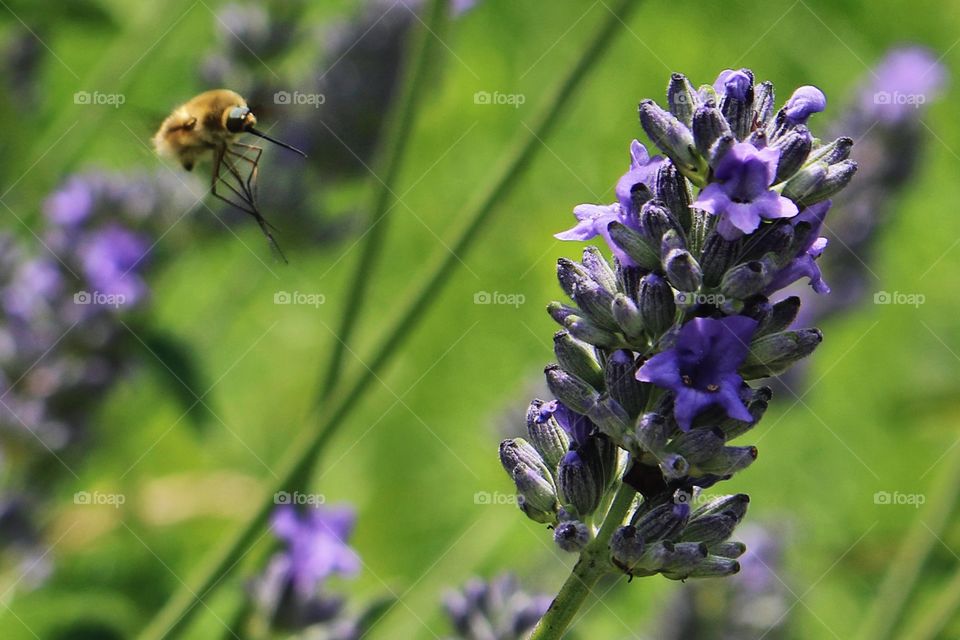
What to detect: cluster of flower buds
<box><xmin>442</xmin><ymin>573</ymin><xmax>551</xmax><ymax>640</ymax></box>
<box><xmin>500</xmin><ymin>68</ymin><xmax>857</xmax><ymax>581</ymax></box>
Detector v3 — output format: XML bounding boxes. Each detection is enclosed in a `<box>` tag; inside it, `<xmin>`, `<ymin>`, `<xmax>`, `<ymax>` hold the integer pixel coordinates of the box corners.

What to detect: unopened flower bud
<box><xmin>773</xmin><ymin>126</ymin><xmax>813</xmax><ymax>182</ymax></box>
<box><xmin>637</xmin><ymin>274</ymin><xmax>676</xmax><ymax>337</ymax></box>
<box><xmin>753</xmin><ymin>80</ymin><xmax>776</xmax><ymax>124</ymax></box>
<box><xmin>580</xmin><ymin>246</ymin><xmax>618</xmax><ymax>293</ymax></box>
<box><xmin>554</xmin><ymin>520</ymin><xmax>590</xmax><ymax>553</ymax></box>
<box><xmin>710</xmin><ymin>540</ymin><xmax>747</xmax><ymax>558</ymax></box>
<box><xmin>557</xmin><ymin>450</ymin><xmax>602</xmax><ymax>518</ymax></box>
<box><xmin>692</xmin><ymin>104</ymin><xmax>732</xmax><ymax>157</ymax></box>
<box><xmin>611</xmin><ymin>293</ymin><xmax>645</xmax><ymax>341</ymax></box>
<box><xmin>662</xmin><ymin>554</ymin><xmax>739</xmax><ymax>580</ymax></box>
<box><xmin>806</xmin><ymin>136</ymin><xmax>853</xmax><ymax>166</ymax></box>
<box><xmin>638</xmin><ymin>200</ymin><xmax>681</xmax><ymax>247</ymax></box>
<box><xmin>634</xmin><ymin>412</ymin><xmax>671</xmax><ymax>455</ymax></box>
<box><xmin>667</xmin><ymin>72</ymin><xmax>699</xmax><ymax>125</ymax></box>
<box><xmin>604</xmin><ymin>350</ymin><xmax>646</xmax><ymax>418</ymax></box>
<box><xmin>666</xmin><ymin>427</ymin><xmax>725</xmax><ymax>464</ymax></box>
<box><xmin>544</xmin><ymin>364</ymin><xmax>599</xmax><ymax>415</ymax></box>
<box><xmin>610</xmin><ymin>525</ymin><xmax>645</xmax><ymax>571</ymax></box>
<box><xmin>561</xmin><ymin>315</ymin><xmax>620</xmax><ymax>349</ymax></box>
<box><xmin>756</xmin><ymin>296</ymin><xmax>801</xmax><ymax>336</ymax></box>
<box><xmin>654</xmin><ymin>161</ymin><xmax>692</xmax><ymax>229</ymax></box>
<box><xmin>607</xmin><ymin>221</ymin><xmax>661</xmax><ymax>271</ymax></box>
<box><xmin>664</xmin><ymin>248</ymin><xmax>702</xmax><ymax>292</ymax></box>
<box><xmin>553</xmin><ymin>331</ymin><xmax>603</xmax><ymax>388</ymax></box>
<box><xmin>696</xmin><ymin>446</ymin><xmax>758</xmax><ymax>475</ymax></box>
<box><xmin>720</xmin><ymin>260</ymin><xmax>769</xmax><ymax>300</ymax></box>
<box><xmin>526</xmin><ymin>400</ymin><xmax>570</xmax><ymax>470</ymax></box>
<box><xmin>741</xmin><ymin>328</ymin><xmax>823</xmax><ymax>378</ymax></box>
<box><xmin>679</xmin><ymin>513</ymin><xmax>738</xmax><ymax>546</ymax></box>
<box><xmin>638</xmin><ymin>100</ymin><xmax>707</xmax><ymax>185</ymax></box>
<box><xmin>632</xmin><ymin>502</ymin><xmax>690</xmax><ymax>543</ymax></box>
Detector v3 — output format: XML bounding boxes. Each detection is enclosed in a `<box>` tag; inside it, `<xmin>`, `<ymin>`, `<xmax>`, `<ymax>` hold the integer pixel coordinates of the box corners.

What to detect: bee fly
<box><xmin>153</xmin><ymin>89</ymin><xmax>306</xmax><ymax>262</ymax></box>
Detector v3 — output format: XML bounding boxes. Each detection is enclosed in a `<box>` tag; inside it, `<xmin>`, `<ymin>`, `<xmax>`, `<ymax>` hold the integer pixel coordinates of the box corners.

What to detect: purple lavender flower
<box><xmin>615</xmin><ymin>140</ymin><xmax>665</xmax><ymax>216</ymax></box>
<box><xmin>249</xmin><ymin>504</ymin><xmax>362</xmax><ymax>633</ymax></box>
<box><xmin>270</xmin><ymin>504</ymin><xmax>361</xmax><ymax>599</ymax></box>
<box><xmin>537</xmin><ymin>399</ymin><xmax>593</xmax><ymax>447</ymax></box>
<box><xmin>77</xmin><ymin>225</ymin><xmax>150</xmax><ymax>305</ymax></box>
<box><xmin>765</xmin><ymin>200</ymin><xmax>831</xmax><ymax>295</ymax></box>
<box><xmin>695</xmin><ymin>142</ymin><xmax>798</xmax><ymax>240</ymax></box>
<box><xmin>637</xmin><ymin>316</ymin><xmax>757</xmax><ymax>430</ymax></box>
<box><xmin>43</xmin><ymin>176</ymin><xmax>95</xmax><ymax>226</ymax></box>
<box><xmin>714</xmin><ymin>69</ymin><xmax>752</xmax><ymax>100</ymax></box>
<box><xmin>783</xmin><ymin>85</ymin><xmax>827</xmax><ymax>125</ymax></box>
<box><xmin>443</xmin><ymin>574</ymin><xmax>551</xmax><ymax>640</ymax></box>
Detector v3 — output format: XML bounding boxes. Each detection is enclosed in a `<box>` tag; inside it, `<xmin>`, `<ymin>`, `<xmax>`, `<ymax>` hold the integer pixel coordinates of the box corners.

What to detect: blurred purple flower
<box><xmin>270</xmin><ymin>504</ymin><xmax>361</xmax><ymax>600</ymax></box>
<box><xmin>78</xmin><ymin>225</ymin><xmax>150</xmax><ymax>304</ymax></box>
<box><xmin>861</xmin><ymin>47</ymin><xmax>947</xmax><ymax>123</ymax></box>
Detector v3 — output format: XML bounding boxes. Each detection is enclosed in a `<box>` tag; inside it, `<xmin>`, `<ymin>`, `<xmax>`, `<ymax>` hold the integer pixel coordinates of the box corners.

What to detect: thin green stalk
<box><xmin>909</xmin><ymin>561</ymin><xmax>960</xmax><ymax>640</ymax></box>
<box><xmin>318</xmin><ymin>0</ymin><xmax>447</xmax><ymax>401</ymax></box>
<box><xmin>139</xmin><ymin>2</ymin><xmax>641</xmax><ymax>637</ymax></box>
<box><xmin>856</xmin><ymin>443</ymin><xmax>960</xmax><ymax>640</ymax></box>
<box><xmin>530</xmin><ymin>481</ymin><xmax>636</xmax><ymax>640</ymax></box>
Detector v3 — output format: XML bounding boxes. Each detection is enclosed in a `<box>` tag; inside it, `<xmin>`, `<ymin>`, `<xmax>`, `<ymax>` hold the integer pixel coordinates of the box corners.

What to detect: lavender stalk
<box><xmin>503</xmin><ymin>69</ymin><xmax>857</xmax><ymax>639</ymax></box>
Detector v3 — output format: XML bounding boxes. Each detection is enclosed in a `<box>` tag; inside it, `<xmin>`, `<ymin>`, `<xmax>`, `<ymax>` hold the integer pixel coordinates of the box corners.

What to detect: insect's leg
<box><xmin>211</xmin><ymin>146</ymin><xmax>288</xmax><ymax>263</ymax></box>
<box><xmin>228</xmin><ymin>143</ymin><xmax>262</xmax><ymax>201</ymax></box>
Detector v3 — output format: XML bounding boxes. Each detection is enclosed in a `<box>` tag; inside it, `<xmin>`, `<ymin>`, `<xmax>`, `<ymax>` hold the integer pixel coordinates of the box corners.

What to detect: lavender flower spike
<box><xmin>501</xmin><ymin>69</ymin><xmax>857</xmax><ymax>639</ymax></box>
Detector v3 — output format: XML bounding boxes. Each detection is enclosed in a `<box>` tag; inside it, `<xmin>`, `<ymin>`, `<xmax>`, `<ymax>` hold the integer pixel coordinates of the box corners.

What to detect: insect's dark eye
<box><xmin>225</xmin><ymin>106</ymin><xmax>249</xmax><ymax>133</ymax></box>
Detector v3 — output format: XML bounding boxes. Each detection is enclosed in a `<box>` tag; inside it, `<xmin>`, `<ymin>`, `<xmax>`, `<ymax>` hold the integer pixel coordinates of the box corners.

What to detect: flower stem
<box><xmin>138</xmin><ymin>2</ymin><xmax>642</xmax><ymax>637</ymax></box>
<box><xmin>530</xmin><ymin>481</ymin><xmax>636</xmax><ymax>640</ymax></box>
<box><xmin>856</xmin><ymin>442</ymin><xmax>960</xmax><ymax>640</ymax></box>
<box><xmin>317</xmin><ymin>0</ymin><xmax>447</xmax><ymax>404</ymax></box>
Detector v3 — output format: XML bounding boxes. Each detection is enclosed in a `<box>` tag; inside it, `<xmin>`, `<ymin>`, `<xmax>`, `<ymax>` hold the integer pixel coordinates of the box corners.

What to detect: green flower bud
<box><xmin>553</xmin><ymin>330</ymin><xmax>603</xmax><ymax>389</ymax></box>
<box><xmin>544</xmin><ymin>364</ymin><xmax>599</xmax><ymax>415</ymax></box>
<box><xmin>607</xmin><ymin>222</ymin><xmax>661</xmax><ymax>271</ymax></box>
<box><xmin>741</xmin><ymin>328</ymin><xmax>823</xmax><ymax>378</ymax></box>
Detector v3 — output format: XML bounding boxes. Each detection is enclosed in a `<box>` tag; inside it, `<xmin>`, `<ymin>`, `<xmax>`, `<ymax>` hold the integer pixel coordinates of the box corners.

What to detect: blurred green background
<box><xmin>0</xmin><ymin>0</ymin><xmax>959</xmax><ymax>638</ymax></box>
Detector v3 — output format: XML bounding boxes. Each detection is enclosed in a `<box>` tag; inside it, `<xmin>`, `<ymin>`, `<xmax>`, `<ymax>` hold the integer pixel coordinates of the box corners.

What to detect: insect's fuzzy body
<box><xmin>153</xmin><ymin>89</ymin><xmax>252</xmax><ymax>171</ymax></box>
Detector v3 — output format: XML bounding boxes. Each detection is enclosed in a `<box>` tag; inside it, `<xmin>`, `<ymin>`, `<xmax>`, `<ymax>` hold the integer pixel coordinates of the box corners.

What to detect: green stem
<box><xmin>909</xmin><ymin>561</ymin><xmax>960</xmax><ymax>640</ymax></box>
<box><xmin>138</xmin><ymin>2</ymin><xmax>641</xmax><ymax>636</ymax></box>
<box><xmin>318</xmin><ymin>0</ymin><xmax>447</xmax><ymax>402</ymax></box>
<box><xmin>856</xmin><ymin>443</ymin><xmax>960</xmax><ymax>640</ymax></box>
<box><xmin>530</xmin><ymin>481</ymin><xmax>636</xmax><ymax>640</ymax></box>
